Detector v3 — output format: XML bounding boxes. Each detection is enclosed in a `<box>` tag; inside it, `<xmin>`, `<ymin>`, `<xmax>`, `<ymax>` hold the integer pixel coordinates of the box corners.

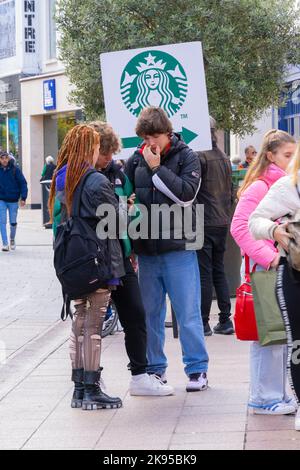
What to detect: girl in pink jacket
<box><xmin>231</xmin><ymin>129</ymin><xmax>297</xmax><ymax>415</ymax></box>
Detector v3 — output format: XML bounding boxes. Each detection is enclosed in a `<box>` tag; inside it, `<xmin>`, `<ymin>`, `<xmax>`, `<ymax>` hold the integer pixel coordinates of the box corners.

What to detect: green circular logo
<box><xmin>120</xmin><ymin>50</ymin><xmax>188</xmax><ymax>118</ymax></box>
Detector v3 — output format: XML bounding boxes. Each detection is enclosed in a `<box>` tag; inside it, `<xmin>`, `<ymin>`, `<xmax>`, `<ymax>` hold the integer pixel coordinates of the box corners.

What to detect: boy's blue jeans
<box><xmin>0</xmin><ymin>200</ymin><xmax>18</xmax><ymax>246</ymax></box>
<box><xmin>138</xmin><ymin>250</ymin><xmax>209</xmax><ymax>377</ymax></box>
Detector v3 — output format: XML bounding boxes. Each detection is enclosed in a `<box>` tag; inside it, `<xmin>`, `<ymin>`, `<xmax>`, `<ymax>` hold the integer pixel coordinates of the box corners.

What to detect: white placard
<box><xmin>100</xmin><ymin>42</ymin><xmax>212</xmax><ymax>159</ymax></box>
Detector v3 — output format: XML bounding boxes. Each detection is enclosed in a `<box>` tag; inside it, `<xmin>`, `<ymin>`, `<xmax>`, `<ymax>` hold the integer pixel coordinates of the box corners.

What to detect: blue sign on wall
<box><xmin>43</xmin><ymin>79</ymin><xmax>56</xmax><ymax>111</ymax></box>
<box><xmin>278</xmin><ymin>80</ymin><xmax>300</xmax><ymax>133</ymax></box>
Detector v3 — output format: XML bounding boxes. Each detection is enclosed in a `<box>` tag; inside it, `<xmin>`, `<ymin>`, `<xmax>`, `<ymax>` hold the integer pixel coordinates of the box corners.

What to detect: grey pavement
<box><xmin>0</xmin><ymin>209</ymin><xmax>299</xmax><ymax>450</ymax></box>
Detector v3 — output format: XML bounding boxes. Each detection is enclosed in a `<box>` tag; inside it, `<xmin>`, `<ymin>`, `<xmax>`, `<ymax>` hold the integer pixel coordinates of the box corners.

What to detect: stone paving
<box><xmin>0</xmin><ymin>209</ymin><xmax>299</xmax><ymax>450</ymax></box>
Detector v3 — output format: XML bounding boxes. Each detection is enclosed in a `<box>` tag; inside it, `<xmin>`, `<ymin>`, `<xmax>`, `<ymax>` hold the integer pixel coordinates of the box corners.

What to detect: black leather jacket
<box><xmin>196</xmin><ymin>144</ymin><xmax>234</xmax><ymax>227</ymax></box>
<box><xmin>61</xmin><ymin>171</ymin><xmax>125</xmax><ymax>279</ymax></box>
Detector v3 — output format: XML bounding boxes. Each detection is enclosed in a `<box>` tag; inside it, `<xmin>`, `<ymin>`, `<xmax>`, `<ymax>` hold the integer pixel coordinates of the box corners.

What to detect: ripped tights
<box><xmin>69</xmin><ymin>289</ymin><xmax>111</xmax><ymax>371</ymax></box>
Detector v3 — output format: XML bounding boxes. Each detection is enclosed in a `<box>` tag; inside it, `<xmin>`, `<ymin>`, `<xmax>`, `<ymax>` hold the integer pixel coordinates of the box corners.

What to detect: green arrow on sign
<box><xmin>121</xmin><ymin>128</ymin><xmax>198</xmax><ymax>149</ymax></box>
<box><xmin>181</xmin><ymin>127</ymin><xmax>198</xmax><ymax>145</ymax></box>
<box><xmin>122</xmin><ymin>136</ymin><xmax>142</xmax><ymax>149</ymax></box>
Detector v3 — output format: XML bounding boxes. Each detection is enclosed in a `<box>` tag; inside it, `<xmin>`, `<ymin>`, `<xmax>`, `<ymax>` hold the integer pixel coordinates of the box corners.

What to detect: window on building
<box><xmin>0</xmin><ymin>112</ymin><xmax>19</xmax><ymax>157</ymax></box>
<box><xmin>48</xmin><ymin>0</ymin><xmax>57</xmax><ymax>59</ymax></box>
<box><xmin>44</xmin><ymin>111</ymin><xmax>84</xmax><ymax>160</ymax></box>
<box><xmin>0</xmin><ymin>0</ymin><xmax>16</xmax><ymax>60</ymax></box>
<box><xmin>0</xmin><ymin>114</ymin><xmax>7</xmax><ymax>151</ymax></box>
<box><xmin>294</xmin><ymin>116</ymin><xmax>300</xmax><ymax>141</ymax></box>
<box><xmin>8</xmin><ymin>111</ymin><xmax>19</xmax><ymax>157</ymax></box>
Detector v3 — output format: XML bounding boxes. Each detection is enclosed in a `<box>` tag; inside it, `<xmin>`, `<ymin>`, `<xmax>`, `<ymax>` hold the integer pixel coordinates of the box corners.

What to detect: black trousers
<box><xmin>197</xmin><ymin>226</ymin><xmax>231</xmax><ymax>324</ymax></box>
<box><xmin>111</xmin><ymin>257</ymin><xmax>148</xmax><ymax>376</ymax></box>
<box><xmin>276</xmin><ymin>259</ymin><xmax>300</xmax><ymax>404</ymax></box>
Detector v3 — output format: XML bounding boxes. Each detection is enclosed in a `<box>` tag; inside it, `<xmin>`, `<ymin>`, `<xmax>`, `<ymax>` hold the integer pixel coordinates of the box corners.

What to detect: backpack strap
<box><xmin>60</xmin><ymin>290</ymin><xmax>72</xmax><ymax>321</ymax></box>
<box><xmin>71</xmin><ymin>169</ymin><xmax>97</xmax><ymax>218</ymax></box>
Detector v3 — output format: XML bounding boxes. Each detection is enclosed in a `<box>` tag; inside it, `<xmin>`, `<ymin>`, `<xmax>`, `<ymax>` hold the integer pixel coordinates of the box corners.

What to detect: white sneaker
<box><xmin>253</xmin><ymin>401</ymin><xmax>296</xmax><ymax>415</ymax></box>
<box><xmin>129</xmin><ymin>373</ymin><xmax>174</xmax><ymax>396</ymax></box>
<box><xmin>2</xmin><ymin>245</ymin><xmax>9</xmax><ymax>252</ymax></box>
<box><xmin>285</xmin><ymin>397</ymin><xmax>298</xmax><ymax>411</ymax></box>
<box><xmin>155</xmin><ymin>372</ymin><xmax>167</xmax><ymax>384</ymax></box>
<box><xmin>295</xmin><ymin>409</ymin><xmax>300</xmax><ymax>431</ymax></box>
<box><xmin>10</xmin><ymin>240</ymin><xmax>16</xmax><ymax>250</ymax></box>
<box><xmin>186</xmin><ymin>372</ymin><xmax>208</xmax><ymax>392</ymax></box>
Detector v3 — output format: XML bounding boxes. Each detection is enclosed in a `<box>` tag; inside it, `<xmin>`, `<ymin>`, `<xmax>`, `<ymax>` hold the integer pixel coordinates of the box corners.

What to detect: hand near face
<box><xmin>142</xmin><ymin>144</ymin><xmax>161</xmax><ymax>170</ymax></box>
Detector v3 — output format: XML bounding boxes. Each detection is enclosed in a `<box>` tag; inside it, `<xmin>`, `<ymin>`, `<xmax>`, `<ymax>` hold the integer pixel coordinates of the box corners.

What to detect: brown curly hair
<box><xmin>89</xmin><ymin>121</ymin><xmax>122</xmax><ymax>155</ymax></box>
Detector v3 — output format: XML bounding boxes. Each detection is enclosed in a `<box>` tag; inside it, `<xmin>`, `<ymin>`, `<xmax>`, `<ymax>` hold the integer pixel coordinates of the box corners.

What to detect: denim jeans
<box><xmin>241</xmin><ymin>257</ymin><xmax>289</xmax><ymax>407</ymax></box>
<box><xmin>138</xmin><ymin>250</ymin><xmax>209</xmax><ymax>377</ymax></box>
<box><xmin>0</xmin><ymin>200</ymin><xmax>18</xmax><ymax>246</ymax></box>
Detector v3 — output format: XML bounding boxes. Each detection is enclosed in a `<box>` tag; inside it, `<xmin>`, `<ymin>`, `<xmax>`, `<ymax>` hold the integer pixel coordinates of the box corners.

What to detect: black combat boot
<box><xmin>71</xmin><ymin>368</ymin><xmax>84</xmax><ymax>408</ymax></box>
<box><xmin>82</xmin><ymin>369</ymin><xmax>122</xmax><ymax>411</ymax></box>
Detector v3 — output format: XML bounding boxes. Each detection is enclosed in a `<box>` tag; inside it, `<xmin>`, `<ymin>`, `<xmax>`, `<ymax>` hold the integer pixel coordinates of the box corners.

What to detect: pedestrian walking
<box><xmin>231</xmin><ymin>129</ymin><xmax>297</xmax><ymax>415</ymax></box>
<box><xmin>125</xmin><ymin>107</ymin><xmax>209</xmax><ymax>392</ymax></box>
<box><xmin>0</xmin><ymin>150</ymin><xmax>28</xmax><ymax>252</ymax></box>
<box><xmin>89</xmin><ymin>120</ymin><xmax>173</xmax><ymax>396</ymax></box>
<box><xmin>196</xmin><ymin>117</ymin><xmax>234</xmax><ymax>336</ymax></box>
<box><xmin>48</xmin><ymin>124</ymin><xmax>125</xmax><ymax>410</ymax></box>
<box><xmin>249</xmin><ymin>141</ymin><xmax>300</xmax><ymax>430</ymax></box>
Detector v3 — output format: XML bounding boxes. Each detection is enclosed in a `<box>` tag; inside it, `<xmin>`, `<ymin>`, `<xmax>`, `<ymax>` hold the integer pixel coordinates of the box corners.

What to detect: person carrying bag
<box><xmin>249</xmin><ymin>149</ymin><xmax>300</xmax><ymax>431</ymax></box>
<box><xmin>231</xmin><ymin>129</ymin><xmax>297</xmax><ymax>416</ymax></box>
<box><xmin>48</xmin><ymin>124</ymin><xmax>125</xmax><ymax>412</ymax></box>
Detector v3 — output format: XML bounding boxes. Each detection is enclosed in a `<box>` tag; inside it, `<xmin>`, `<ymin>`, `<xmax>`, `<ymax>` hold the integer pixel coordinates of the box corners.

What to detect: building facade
<box><xmin>278</xmin><ymin>65</ymin><xmax>300</xmax><ymax>139</ymax></box>
<box><xmin>0</xmin><ymin>0</ymin><xmax>83</xmax><ymax>207</ymax></box>
<box><xmin>0</xmin><ymin>0</ymin><xmax>44</xmax><ymax>166</ymax></box>
<box><xmin>238</xmin><ymin>66</ymin><xmax>300</xmax><ymax>161</ymax></box>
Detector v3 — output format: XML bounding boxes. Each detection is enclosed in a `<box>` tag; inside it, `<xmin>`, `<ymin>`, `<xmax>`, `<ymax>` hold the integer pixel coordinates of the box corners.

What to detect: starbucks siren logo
<box><xmin>120</xmin><ymin>50</ymin><xmax>188</xmax><ymax>117</ymax></box>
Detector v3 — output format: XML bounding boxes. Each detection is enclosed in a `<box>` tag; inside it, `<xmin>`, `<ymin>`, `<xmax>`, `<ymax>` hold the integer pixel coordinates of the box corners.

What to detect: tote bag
<box><xmin>251</xmin><ymin>270</ymin><xmax>287</xmax><ymax>346</ymax></box>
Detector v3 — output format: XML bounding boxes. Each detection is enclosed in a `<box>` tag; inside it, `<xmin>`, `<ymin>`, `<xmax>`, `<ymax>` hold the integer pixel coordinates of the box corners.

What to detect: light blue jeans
<box><xmin>138</xmin><ymin>250</ymin><xmax>209</xmax><ymax>377</ymax></box>
<box><xmin>0</xmin><ymin>200</ymin><xmax>18</xmax><ymax>246</ymax></box>
<box><xmin>241</xmin><ymin>258</ymin><xmax>289</xmax><ymax>407</ymax></box>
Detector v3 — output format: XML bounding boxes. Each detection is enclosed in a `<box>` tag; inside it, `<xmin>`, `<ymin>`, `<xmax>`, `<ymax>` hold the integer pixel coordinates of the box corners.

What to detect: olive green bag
<box><xmin>250</xmin><ymin>270</ymin><xmax>287</xmax><ymax>346</ymax></box>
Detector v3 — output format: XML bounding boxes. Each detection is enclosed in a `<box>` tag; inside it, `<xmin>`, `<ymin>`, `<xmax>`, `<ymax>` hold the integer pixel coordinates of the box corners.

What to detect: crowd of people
<box><xmin>1</xmin><ymin>106</ymin><xmax>300</xmax><ymax>431</ymax></box>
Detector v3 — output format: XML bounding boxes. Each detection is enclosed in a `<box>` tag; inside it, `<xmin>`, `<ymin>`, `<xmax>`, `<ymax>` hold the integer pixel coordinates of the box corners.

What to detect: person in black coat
<box><xmin>196</xmin><ymin>117</ymin><xmax>234</xmax><ymax>336</ymax></box>
<box><xmin>125</xmin><ymin>107</ymin><xmax>209</xmax><ymax>393</ymax></box>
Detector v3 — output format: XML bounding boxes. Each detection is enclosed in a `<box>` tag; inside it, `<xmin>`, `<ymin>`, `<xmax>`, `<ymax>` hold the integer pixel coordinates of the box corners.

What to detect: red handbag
<box><xmin>234</xmin><ymin>255</ymin><xmax>259</xmax><ymax>341</ymax></box>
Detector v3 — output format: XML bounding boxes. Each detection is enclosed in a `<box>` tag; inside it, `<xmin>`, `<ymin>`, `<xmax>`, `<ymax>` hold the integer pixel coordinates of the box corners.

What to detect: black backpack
<box><xmin>53</xmin><ymin>170</ymin><xmax>112</xmax><ymax>319</ymax></box>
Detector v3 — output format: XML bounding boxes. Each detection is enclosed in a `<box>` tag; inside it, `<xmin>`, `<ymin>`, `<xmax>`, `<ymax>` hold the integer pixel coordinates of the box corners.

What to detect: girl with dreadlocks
<box><xmin>49</xmin><ymin>124</ymin><xmax>125</xmax><ymax>410</ymax></box>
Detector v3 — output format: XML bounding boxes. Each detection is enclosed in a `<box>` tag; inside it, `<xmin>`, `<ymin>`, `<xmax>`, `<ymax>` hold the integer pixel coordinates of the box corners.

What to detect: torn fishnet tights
<box><xmin>69</xmin><ymin>289</ymin><xmax>110</xmax><ymax>371</ymax></box>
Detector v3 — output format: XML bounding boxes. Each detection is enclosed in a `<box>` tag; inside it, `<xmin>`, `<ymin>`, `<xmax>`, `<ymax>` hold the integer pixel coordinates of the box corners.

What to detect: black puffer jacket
<box><xmin>125</xmin><ymin>134</ymin><xmax>201</xmax><ymax>255</ymax></box>
<box><xmin>196</xmin><ymin>145</ymin><xmax>234</xmax><ymax>227</ymax></box>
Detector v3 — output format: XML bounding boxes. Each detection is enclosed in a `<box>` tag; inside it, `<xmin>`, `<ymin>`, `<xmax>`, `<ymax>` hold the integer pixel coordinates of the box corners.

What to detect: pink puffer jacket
<box><xmin>230</xmin><ymin>163</ymin><xmax>285</xmax><ymax>269</ymax></box>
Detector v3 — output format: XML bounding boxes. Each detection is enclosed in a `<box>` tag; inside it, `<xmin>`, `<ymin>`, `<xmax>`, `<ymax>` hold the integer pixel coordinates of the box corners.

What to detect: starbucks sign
<box><xmin>120</xmin><ymin>51</ymin><xmax>188</xmax><ymax>118</ymax></box>
<box><xmin>101</xmin><ymin>42</ymin><xmax>211</xmax><ymax>159</ymax></box>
